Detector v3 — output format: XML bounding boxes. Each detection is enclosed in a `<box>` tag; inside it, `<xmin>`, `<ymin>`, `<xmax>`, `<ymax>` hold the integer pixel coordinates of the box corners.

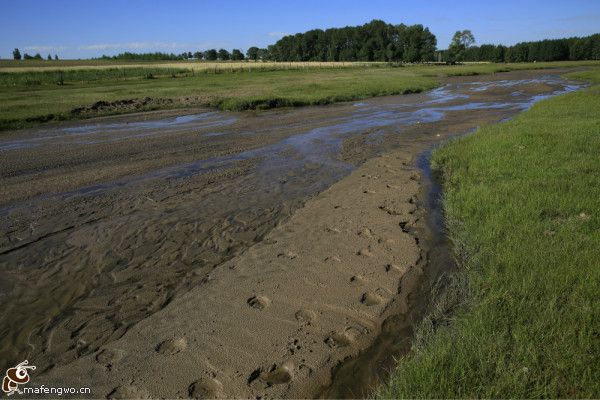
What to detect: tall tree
<box><xmin>204</xmin><ymin>49</ymin><xmax>218</xmax><ymax>61</ymax></box>
<box><xmin>246</xmin><ymin>46</ymin><xmax>260</xmax><ymax>61</ymax></box>
<box><xmin>267</xmin><ymin>20</ymin><xmax>437</xmax><ymax>62</ymax></box>
<box><xmin>447</xmin><ymin>30</ymin><xmax>475</xmax><ymax>63</ymax></box>
<box><xmin>231</xmin><ymin>49</ymin><xmax>244</xmax><ymax>60</ymax></box>
<box><xmin>257</xmin><ymin>48</ymin><xmax>269</xmax><ymax>60</ymax></box>
<box><xmin>217</xmin><ymin>49</ymin><xmax>230</xmax><ymax>60</ymax></box>
<box><xmin>13</xmin><ymin>48</ymin><xmax>21</xmax><ymax>60</ymax></box>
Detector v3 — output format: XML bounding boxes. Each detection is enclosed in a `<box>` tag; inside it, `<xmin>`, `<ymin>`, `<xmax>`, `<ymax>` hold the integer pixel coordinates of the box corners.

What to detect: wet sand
<box><xmin>0</xmin><ymin>69</ymin><xmax>582</xmax><ymax>398</ymax></box>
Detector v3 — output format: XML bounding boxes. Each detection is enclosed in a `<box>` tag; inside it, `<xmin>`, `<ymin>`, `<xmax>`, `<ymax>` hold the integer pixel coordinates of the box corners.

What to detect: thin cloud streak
<box><xmin>268</xmin><ymin>32</ymin><xmax>289</xmax><ymax>38</ymax></box>
<box><xmin>77</xmin><ymin>42</ymin><xmax>191</xmax><ymax>51</ymax></box>
<box><xmin>24</xmin><ymin>45</ymin><xmax>69</xmax><ymax>52</ymax></box>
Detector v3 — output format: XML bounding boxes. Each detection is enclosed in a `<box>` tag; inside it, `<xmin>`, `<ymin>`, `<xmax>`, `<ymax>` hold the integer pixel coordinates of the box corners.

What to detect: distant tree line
<box><xmin>97</xmin><ymin>48</ymin><xmax>265</xmax><ymax>61</ymax></box>
<box><xmin>10</xmin><ymin>22</ymin><xmax>600</xmax><ymax>64</ymax></box>
<box><xmin>12</xmin><ymin>48</ymin><xmax>59</xmax><ymax>60</ymax></box>
<box><xmin>266</xmin><ymin>20</ymin><xmax>437</xmax><ymax>62</ymax></box>
<box><xmin>441</xmin><ymin>34</ymin><xmax>600</xmax><ymax>63</ymax></box>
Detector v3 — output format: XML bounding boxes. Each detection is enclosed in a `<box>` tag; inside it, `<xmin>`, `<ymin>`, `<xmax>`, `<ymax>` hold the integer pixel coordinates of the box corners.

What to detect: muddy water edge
<box><xmin>0</xmin><ymin>69</ymin><xmax>584</xmax><ymax>395</ymax></box>
<box><xmin>318</xmin><ymin>144</ymin><xmax>456</xmax><ymax>398</ymax></box>
<box><xmin>319</xmin><ymin>76</ymin><xmax>585</xmax><ymax>397</ymax></box>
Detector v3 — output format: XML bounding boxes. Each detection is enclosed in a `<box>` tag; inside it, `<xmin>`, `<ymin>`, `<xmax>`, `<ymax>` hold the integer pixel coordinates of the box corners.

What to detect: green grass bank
<box><xmin>378</xmin><ymin>68</ymin><xmax>600</xmax><ymax>398</ymax></box>
<box><xmin>1</xmin><ymin>60</ymin><xmax>599</xmax><ymax>131</ymax></box>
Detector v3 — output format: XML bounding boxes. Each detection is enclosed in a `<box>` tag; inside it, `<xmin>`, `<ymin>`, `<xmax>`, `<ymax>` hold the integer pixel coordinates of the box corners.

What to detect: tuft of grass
<box><xmin>377</xmin><ymin>68</ymin><xmax>600</xmax><ymax>398</ymax></box>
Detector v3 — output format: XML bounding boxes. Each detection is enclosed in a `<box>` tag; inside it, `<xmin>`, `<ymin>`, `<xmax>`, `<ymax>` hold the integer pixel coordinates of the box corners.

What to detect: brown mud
<box><xmin>0</xmin><ymin>69</ymin><xmax>582</xmax><ymax>398</ymax></box>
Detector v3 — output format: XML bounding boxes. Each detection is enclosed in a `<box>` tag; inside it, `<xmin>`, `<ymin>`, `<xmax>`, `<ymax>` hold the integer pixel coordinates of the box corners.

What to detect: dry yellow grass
<box><xmin>0</xmin><ymin>60</ymin><xmax>385</xmax><ymax>73</ymax></box>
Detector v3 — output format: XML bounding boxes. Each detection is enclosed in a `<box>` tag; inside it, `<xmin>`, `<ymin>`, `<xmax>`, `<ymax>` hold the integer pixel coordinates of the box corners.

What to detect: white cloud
<box><xmin>268</xmin><ymin>31</ymin><xmax>289</xmax><ymax>38</ymax></box>
<box><xmin>77</xmin><ymin>42</ymin><xmax>191</xmax><ymax>51</ymax></box>
<box><xmin>23</xmin><ymin>45</ymin><xmax>69</xmax><ymax>52</ymax></box>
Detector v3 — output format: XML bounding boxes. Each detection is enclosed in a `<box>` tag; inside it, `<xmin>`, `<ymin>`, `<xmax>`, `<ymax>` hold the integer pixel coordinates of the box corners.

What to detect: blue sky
<box><xmin>1</xmin><ymin>0</ymin><xmax>599</xmax><ymax>59</ymax></box>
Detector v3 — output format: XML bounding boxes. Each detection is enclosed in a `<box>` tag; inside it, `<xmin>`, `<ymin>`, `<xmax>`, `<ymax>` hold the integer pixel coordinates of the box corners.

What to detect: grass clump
<box><xmin>378</xmin><ymin>68</ymin><xmax>600</xmax><ymax>398</ymax></box>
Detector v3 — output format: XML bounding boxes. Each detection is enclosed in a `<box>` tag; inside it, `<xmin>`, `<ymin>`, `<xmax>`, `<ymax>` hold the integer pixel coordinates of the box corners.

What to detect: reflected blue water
<box><xmin>0</xmin><ymin>74</ymin><xmax>583</xmax><ymax>216</ymax></box>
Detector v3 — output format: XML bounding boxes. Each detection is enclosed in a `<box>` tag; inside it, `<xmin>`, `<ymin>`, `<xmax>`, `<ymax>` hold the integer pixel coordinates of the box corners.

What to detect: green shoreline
<box><xmin>378</xmin><ymin>68</ymin><xmax>600</xmax><ymax>398</ymax></box>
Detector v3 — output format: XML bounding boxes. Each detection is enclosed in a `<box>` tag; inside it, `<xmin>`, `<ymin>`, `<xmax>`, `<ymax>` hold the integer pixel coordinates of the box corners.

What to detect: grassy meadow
<box><xmin>378</xmin><ymin>68</ymin><xmax>600</xmax><ymax>398</ymax></box>
<box><xmin>1</xmin><ymin>60</ymin><xmax>600</xmax><ymax>131</ymax></box>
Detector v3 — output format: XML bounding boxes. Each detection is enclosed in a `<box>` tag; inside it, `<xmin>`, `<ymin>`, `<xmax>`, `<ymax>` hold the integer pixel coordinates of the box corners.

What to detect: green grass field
<box><xmin>1</xmin><ymin>60</ymin><xmax>599</xmax><ymax>131</ymax></box>
<box><xmin>378</xmin><ymin>68</ymin><xmax>600</xmax><ymax>398</ymax></box>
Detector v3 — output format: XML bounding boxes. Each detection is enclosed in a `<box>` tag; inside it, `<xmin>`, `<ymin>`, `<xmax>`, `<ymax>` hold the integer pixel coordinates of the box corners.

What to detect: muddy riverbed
<box><xmin>0</xmin><ymin>69</ymin><xmax>582</xmax><ymax>398</ymax></box>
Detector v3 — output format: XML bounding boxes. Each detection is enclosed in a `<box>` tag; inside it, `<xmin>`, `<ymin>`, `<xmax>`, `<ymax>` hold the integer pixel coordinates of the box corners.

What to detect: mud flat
<box><xmin>0</xmin><ymin>70</ymin><xmax>583</xmax><ymax>398</ymax></box>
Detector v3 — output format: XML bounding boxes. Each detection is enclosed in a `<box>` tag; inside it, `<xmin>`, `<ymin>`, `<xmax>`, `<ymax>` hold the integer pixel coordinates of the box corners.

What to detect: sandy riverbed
<box><xmin>0</xmin><ymin>69</ymin><xmax>582</xmax><ymax>398</ymax></box>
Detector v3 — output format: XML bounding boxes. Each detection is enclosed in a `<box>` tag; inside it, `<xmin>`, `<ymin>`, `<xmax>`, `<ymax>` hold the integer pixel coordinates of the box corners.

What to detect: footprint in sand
<box><xmin>325</xmin><ymin>329</ymin><xmax>360</xmax><ymax>348</ymax></box>
<box><xmin>379</xmin><ymin>199</ymin><xmax>404</xmax><ymax>216</ymax></box>
<box><xmin>188</xmin><ymin>377</ymin><xmax>225</xmax><ymax>399</ymax></box>
<box><xmin>247</xmin><ymin>295</ymin><xmax>271</xmax><ymax>310</ymax></box>
<box><xmin>386</xmin><ymin>264</ymin><xmax>409</xmax><ymax>274</ymax></box>
<box><xmin>350</xmin><ymin>275</ymin><xmax>367</xmax><ymax>284</ymax></box>
<box><xmin>358</xmin><ymin>227</ymin><xmax>374</xmax><ymax>239</ymax></box>
<box><xmin>295</xmin><ymin>309</ymin><xmax>317</xmax><ymax>325</ymax></box>
<box><xmin>107</xmin><ymin>385</ymin><xmax>150</xmax><ymax>399</ymax></box>
<box><xmin>156</xmin><ymin>337</ymin><xmax>187</xmax><ymax>355</ymax></box>
<box><xmin>361</xmin><ymin>291</ymin><xmax>383</xmax><ymax>306</ymax></box>
<box><xmin>325</xmin><ymin>255</ymin><xmax>341</xmax><ymax>262</ymax></box>
<box><xmin>260</xmin><ymin>362</ymin><xmax>294</xmax><ymax>385</ymax></box>
<box><xmin>95</xmin><ymin>348</ymin><xmax>124</xmax><ymax>365</ymax></box>
<box><xmin>277</xmin><ymin>251</ymin><xmax>298</xmax><ymax>259</ymax></box>
<box><xmin>357</xmin><ymin>247</ymin><xmax>373</xmax><ymax>257</ymax></box>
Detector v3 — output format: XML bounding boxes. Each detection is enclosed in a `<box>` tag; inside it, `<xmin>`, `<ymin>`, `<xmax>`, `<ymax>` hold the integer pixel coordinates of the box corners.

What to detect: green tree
<box><xmin>23</xmin><ymin>53</ymin><xmax>32</xmax><ymax>59</ymax></box>
<box><xmin>13</xmin><ymin>48</ymin><xmax>21</xmax><ymax>60</ymax></box>
<box><xmin>246</xmin><ymin>46</ymin><xmax>259</xmax><ymax>61</ymax></box>
<box><xmin>47</xmin><ymin>54</ymin><xmax>52</xmax><ymax>60</ymax></box>
<box><xmin>257</xmin><ymin>48</ymin><xmax>269</xmax><ymax>60</ymax></box>
<box><xmin>33</xmin><ymin>53</ymin><xmax>43</xmax><ymax>60</ymax></box>
<box><xmin>447</xmin><ymin>29</ymin><xmax>475</xmax><ymax>63</ymax></box>
<box><xmin>217</xmin><ymin>49</ymin><xmax>230</xmax><ymax>60</ymax></box>
<box><xmin>54</xmin><ymin>54</ymin><xmax>59</xmax><ymax>60</ymax></box>
<box><xmin>204</xmin><ymin>49</ymin><xmax>218</xmax><ymax>60</ymax></box>
<box><xmin>231</xmin><ymin>49</ymin><xmax>244</xmax><ymax>60</ymax></box>
<box><xmin>193</xmin><ymin>51</ymin><xmax>203</xmax><ymax>60</ymax></box>
<box><xmin>267</xmin><ymin>20</ymin><xmax>436</xmax><ymax>62</ymax></box>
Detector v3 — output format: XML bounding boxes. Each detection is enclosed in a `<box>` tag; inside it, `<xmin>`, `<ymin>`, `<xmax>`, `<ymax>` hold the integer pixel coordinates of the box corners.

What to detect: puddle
<box><xmin>0</xmin><ymin>112</ymin><xmax>237</xmax><ymax>151</ymax></box>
